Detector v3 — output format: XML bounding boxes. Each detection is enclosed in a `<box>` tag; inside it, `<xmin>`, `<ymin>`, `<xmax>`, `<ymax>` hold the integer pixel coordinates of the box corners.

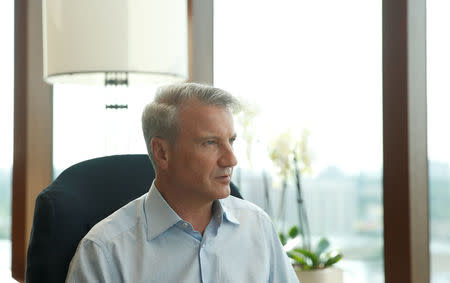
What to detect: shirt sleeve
<box><xmin>66</xmin><ymin>238</ymin><xmax>118</xmax><ymax>283</ymax></box>
<box><xmin>268</xmin><ymin>222</ymin><xmax>300</xmax><ymax>283</ymax></box>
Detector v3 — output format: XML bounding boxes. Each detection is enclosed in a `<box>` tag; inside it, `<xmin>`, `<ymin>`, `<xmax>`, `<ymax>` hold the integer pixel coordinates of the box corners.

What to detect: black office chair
<box><xmin>26</xmin><ymin>154</ymin><xmax>242</xmax><ymax>283</ymax></box>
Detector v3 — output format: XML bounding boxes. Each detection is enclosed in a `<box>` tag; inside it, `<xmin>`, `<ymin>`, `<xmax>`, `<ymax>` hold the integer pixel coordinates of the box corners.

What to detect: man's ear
<box><xmin>151</xmin><ymin>137</ymin><xmax>170</xmax><ymax>170</ymax></box>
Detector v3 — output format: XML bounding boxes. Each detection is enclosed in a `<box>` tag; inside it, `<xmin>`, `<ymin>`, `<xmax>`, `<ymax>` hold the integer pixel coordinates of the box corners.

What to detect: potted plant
<box><xmin>269</xmin><ymin>129</ymin><xmax>343</xmax><ymax>282</ymax></box>
<box><xmin>279</xmin><ymin>226</ymin><xmax>343</xmax><ymax>283</ymax></box>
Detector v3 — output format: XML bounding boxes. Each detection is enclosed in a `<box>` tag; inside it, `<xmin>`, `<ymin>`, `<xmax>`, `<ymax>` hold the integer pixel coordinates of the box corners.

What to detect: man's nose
<box><xmin>219</xmin><ymin>144</ymin><xmax>238</xmax><ymax>168</ymax></box>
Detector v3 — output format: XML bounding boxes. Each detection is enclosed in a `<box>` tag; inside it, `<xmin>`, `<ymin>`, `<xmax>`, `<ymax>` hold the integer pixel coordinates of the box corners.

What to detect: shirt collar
<box><xmin>145</xmin><ymin>182</ymin><xmax>240</xmax><ymax>241</ymax></box>
<box><xmin>145</xmin><ymin>182</ymin><xmax>182</xmax><ymax>241</ymax></box>
<box><xmin>218</xmin><ymin>198</ymin><xmax>240</xmax><ymax>225</ymax></box>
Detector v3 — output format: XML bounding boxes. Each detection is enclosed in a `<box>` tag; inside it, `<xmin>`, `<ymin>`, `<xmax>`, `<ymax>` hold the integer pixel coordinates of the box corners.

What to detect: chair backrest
<box><xmin>26</xmin><ymin>154</ymin><xmax>242</xmax><ymax>283</ymax></box>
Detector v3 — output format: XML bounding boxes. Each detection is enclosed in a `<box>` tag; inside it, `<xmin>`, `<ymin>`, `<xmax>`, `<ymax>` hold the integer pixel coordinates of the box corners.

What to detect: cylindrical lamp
<box><xmin>43</xmin><ymin>0</ymin><xmax>188</xmax><ymax>85</ymax></box>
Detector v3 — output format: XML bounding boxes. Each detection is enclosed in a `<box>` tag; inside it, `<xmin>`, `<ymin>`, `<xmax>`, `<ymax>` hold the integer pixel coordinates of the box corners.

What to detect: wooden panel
<box><xmin>12</xmin><ymin>0</ymin><xmax>27</xmax><ymax>279</ymax></box>
<box><xmin>188</xmin><ymin>0</ymin><xmax>213</xmax><ymax>85</ymax></box>
<box><xmin>382</xmin><ymin>0</ymin><xmax>429</xmax><ymax>282</ymax></box>
<box><xmin>12</xmin><ymin>0</ymin><xmax>53</xmax><ymax>281</ymax></box>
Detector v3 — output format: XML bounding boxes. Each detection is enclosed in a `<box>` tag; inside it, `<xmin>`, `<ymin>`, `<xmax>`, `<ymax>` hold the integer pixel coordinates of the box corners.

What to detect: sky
<box><xmin>214</xmin><ymin>0</ymin><xmax>384</xmax><ymax>175</ymax></box>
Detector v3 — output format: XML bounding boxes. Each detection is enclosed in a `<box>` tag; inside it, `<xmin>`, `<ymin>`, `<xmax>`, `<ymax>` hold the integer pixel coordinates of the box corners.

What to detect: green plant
<box><xmin>269</xmin><ymin>129</ymin><xmax>343</xmax><ymax>270</ymax></box>
<box><xmin>269</xmin><ymin>129</ymin><xmax>313</xmax><ymax>249</ymax></box>
<box><xmin>279</xmin><ymin>226</ymin><xmax>343</xmax><ymax>270</ymax></box>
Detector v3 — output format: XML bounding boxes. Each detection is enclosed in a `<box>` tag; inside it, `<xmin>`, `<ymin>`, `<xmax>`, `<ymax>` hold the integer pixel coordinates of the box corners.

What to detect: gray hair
<box><xmin>142</xmin><ymin>82</ymin><xmax>240</xmax><ymax>169</ymax></box>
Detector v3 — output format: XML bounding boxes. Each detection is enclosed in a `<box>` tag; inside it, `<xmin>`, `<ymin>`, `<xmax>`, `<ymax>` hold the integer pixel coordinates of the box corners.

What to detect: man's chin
<box><xmin>215</xmin><ymin>184</ymin><xmax>231</xmax><ymax>199</ymax></box>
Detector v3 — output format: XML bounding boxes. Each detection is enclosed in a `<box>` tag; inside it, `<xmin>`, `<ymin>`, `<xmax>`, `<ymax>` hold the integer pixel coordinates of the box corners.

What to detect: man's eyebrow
<box><xmin>199</xmin><ymin>135</ymin><xmax>219</xmax><ymax>140</ymax></box>
<box><xmin>195</xmin><ymin>134</ymin><xmax>237</xmax><ymax>141</ymax></box>
<box><xmin>194</xmin><ymin>135</ymin><xmax>218</xmax><ymax>142</ymax></box>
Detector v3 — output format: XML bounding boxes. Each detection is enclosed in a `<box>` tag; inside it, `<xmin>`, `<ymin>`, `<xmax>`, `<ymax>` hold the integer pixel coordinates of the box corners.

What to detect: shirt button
<box><xmin>182</xmin><ymin>222</ymin><xmax>189</xmax><ymax>228</ymax></box>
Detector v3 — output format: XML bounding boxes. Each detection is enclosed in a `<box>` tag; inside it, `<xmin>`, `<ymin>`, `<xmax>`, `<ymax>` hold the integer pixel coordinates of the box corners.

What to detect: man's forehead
<box><xmin>177</xmin><ymin>101</ymin><xmax>234</xmax><ymax>136</ymax></box>
<box><xmin>178</xmin><ymin>99</ymin><xmax>232</xmax><ymax>120</ymax></box>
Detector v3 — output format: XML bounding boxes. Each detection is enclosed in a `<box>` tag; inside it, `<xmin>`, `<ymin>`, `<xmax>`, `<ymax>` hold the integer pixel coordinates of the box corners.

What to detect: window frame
<box><xmin>382</xmin><ymin>0</ymin><xmax>429</xmax><ymax>282</ymax></box>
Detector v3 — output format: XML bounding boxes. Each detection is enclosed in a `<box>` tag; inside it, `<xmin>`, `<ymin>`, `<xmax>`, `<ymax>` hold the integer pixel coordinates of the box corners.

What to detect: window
<box><xmin>215</xmin><ymin>1</ymin><xmax>383</xmax><ymax>282</ymax></box>
<box><xmin>53</xmin><ymin>84</ymin><xmax>158</xmax><ymax>177</ymax></box>
<box><xmin>0</xmin><ymin>0</ymin><xmax>14</xmax><ymax>276</ymax></box>
<box><xmin>427</xmin><ymin>1</ymin><xmax>450</xmax><ymax>282</ymax></box>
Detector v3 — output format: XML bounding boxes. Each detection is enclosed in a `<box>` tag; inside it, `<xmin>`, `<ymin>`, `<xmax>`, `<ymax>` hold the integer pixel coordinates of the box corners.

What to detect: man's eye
<box><xmin>204</xmin><ymin>140</ymin><xmax>215</xmax><ymax>145</ymax></box>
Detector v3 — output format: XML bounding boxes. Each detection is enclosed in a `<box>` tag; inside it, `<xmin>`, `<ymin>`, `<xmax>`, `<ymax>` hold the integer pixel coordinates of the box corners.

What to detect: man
<box><xmin>66</xmin><ymin>83</ymin><xmax>299</xmax><ymax>282</ymax></box>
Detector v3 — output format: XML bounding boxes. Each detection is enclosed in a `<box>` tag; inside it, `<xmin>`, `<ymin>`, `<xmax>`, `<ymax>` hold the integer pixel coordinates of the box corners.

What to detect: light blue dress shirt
<box><xmin>66</xmin><ymin>182</ymin><xmax>299</xmax><ymax>283</ymax></box>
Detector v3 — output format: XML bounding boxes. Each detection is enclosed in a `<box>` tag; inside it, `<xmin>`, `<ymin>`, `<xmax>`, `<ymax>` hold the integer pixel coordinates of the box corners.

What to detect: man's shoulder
<box><xmin>221</xmin><ymin>195</ymin><xmax>271</xmax><ymax>222</ymax></box>
<box><xmin>221</xmin><ymin>195</ymin><xmax>262</xmax><ymax>210</ymax></box>
<box><xmin>84</xmin><ymin>193</ymin><xmax>147</xmax><ymax>245</ymax></box>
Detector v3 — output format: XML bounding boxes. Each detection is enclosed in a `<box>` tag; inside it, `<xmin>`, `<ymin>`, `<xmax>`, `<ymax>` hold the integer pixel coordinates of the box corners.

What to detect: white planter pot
<box><xmin>295</xmin><ymin>267</ymin><xmax>343</xmax><ymax>283</ymax></box>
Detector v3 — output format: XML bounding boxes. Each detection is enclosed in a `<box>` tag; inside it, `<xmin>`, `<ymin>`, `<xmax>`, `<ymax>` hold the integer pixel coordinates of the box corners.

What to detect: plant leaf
<box><xmin>323</xmin><ymin>251</ymin><xmax>343</xmax><ymax>267</ymax></box>
<box><xmin>279</xmin><ymin>233</ymin><xmax>287</xmax><ymax>246</ymax></box>
<box><xmin>288</xmin><ymin>226</ymin><xmax>299</xmax><ymax>238</ymax></box>
<box><xmin>315</xmin><ymin>237</ymin><xmax>330</xmax><ymax>257</ymax></box>
<box><xmin>287</xmin><ymin>251</ymin><xmax>310</xmax><ymax>269</ymax></box>
<box><xmin>293</xmin><ymin>248</ymin><xmax>319</xmax><ymax>268</ymax></box>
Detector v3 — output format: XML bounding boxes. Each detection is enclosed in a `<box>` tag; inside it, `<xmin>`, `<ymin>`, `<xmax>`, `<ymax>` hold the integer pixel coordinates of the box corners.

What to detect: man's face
<box><xmin>167</xmin><ymin>99</ymin><xmax>238</xmax><ymax>203</ymax></box>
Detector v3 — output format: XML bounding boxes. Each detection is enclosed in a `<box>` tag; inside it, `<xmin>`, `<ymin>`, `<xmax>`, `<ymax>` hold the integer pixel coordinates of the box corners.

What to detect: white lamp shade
<box><xmin>43</xmin><ymin>0</ymin><xmax>188</xmax><ymax>85</ymax></box>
